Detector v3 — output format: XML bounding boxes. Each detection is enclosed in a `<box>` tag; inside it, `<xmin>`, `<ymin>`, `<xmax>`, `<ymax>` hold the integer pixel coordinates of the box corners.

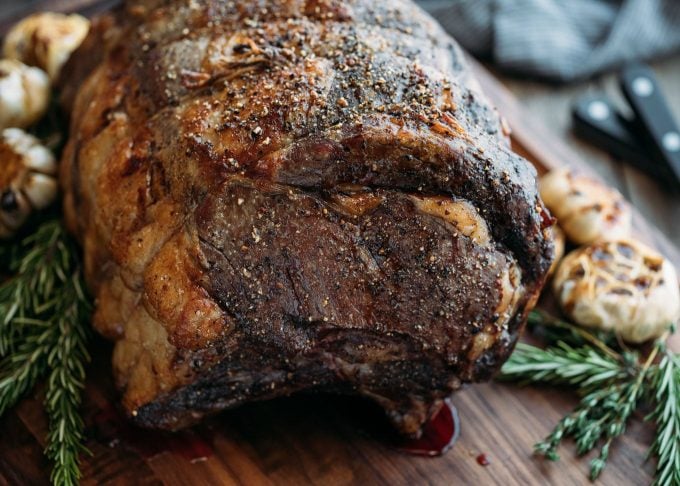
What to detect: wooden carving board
<box><xmin>0</xmin><ymin>3</ymin><xmax>678</xmax><ymax>485</ymax></box>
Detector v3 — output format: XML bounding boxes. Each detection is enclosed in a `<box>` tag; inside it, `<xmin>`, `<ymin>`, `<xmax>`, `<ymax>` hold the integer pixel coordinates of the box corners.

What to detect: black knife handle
<box><xmin>620</xmin><ymin>64</ymin><xmax>680</xmax><ymax>190</ymax></box>
<box><xmin>571</xmin><ymin>95</ymin><xmax>667</xmax><ymax>177</ymax></box>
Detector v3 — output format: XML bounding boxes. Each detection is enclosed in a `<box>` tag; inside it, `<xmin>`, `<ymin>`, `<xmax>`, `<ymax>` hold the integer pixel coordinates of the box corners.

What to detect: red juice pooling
<box><xmin>395</xmin><ymin>399</ymin><xmax>460</xmax><ymax>456</ymax></box>
<box><xmin>476</xmin><ymin>453</ymin><xmax>490</xmax><ymax>466</ymax></box>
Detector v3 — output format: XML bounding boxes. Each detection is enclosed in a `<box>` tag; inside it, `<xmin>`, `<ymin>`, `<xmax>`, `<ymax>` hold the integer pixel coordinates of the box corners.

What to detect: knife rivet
<box><xmin>631</xmin><ymin>76</ymin><xmax>654</xmax><ymax>97</ymax></box>
<box><xmin>587</xmin><ymin>101</ymin><xmax>610</xmax><ymax>121</ymax></box>
<box><xmin>662</xmin><ymin>131</ymin><xmax>680</xmax><ymax>152</ymax></box>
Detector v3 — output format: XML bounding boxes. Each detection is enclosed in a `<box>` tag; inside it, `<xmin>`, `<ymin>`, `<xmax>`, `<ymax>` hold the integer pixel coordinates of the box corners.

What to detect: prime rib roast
<box><xmin>59</xmin><ymin>0</ymin><xmax>554</xmax><ymax>435</ymax></box>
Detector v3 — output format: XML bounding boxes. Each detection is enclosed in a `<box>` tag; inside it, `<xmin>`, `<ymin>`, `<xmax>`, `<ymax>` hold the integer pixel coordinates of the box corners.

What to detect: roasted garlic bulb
<box><xmin>539</xmin><ymin>169</ymin><xmax>632</xmax><ymax>245</ymax></box>
<box><xmin>553</xmin><ymin>239</ymin><xmax>680</xmax><ymax>343</ymax></box>
<box><xmin>3</xmin><ymin>12</ymin><xmax>90</xmax><ymax>82</ymax></box>
<box><xmin>0</xmin><ymin>59</ymin><xmax>50</xmax><ymax>130</ymax></box>
<box><xmin>0</xmin><ymin>128</ymin><xmax>57</xmax><ymax>238</ymax></box>
<box><xmin>547</xmin><ymin>224</ymin><xmax>566</xmax><ymax>277</ymax></box>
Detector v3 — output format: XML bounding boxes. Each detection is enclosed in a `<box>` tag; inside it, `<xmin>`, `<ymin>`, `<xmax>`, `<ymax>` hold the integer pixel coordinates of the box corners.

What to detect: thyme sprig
<box><xmin>500</xmin><ymin>310</ymin><xmax>679</xmax><ymax>483</ymax></box>
<box><xmin>0</xmin><ymin>219</ymin><xmax>91</xmax><ymax>485</ymax></box>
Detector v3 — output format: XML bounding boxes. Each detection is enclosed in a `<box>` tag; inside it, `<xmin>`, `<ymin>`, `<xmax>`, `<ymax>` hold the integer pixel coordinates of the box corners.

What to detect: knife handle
<box><xmin>620</xmin><ymin>64</ymin><xmax>680</xmax><ymax>190</ymax></box>
<box><xmin>573</xmin><ymin>95</ymin><xmax>643</xmax><ymax>162</ymax></box>
<box><xmin>572</xmin><ymin>95</ymin><xmax>670</xmax><ymax>180</ymax></box>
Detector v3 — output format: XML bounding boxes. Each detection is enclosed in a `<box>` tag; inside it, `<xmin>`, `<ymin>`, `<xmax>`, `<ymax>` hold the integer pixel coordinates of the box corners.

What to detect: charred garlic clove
<box><xmin>539</xmin><ymin>169</ymin><xmax>632</xmax><ymax>245</ymax></box>
<box><xmin>0</xmin><ymin>59</ymin><xmax>50</xmax><ymax>130</ymax></box>
<box><xmin>553</xmin><ymin>238</ymin><xmax>680</xmax><ymax>343</ymax></box>
<box><xmin>0</xmin><ymin>189</ymin><xmax>31</xmax><ymax>239</ymax></box>
<box><xmin>0</xmin><ymin>128</ymin><xmax>57</xmax><ymax>238</ymax></box>
<box><xmin>3</xmin><ymin>12</ymin><xmax>90</xmax><ymax>82</ymax></box>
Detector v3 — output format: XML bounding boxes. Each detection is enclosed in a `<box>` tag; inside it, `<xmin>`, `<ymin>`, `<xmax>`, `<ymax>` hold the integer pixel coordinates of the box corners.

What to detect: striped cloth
<box><xmin>418</xmin><ymin>0</ymin><xmax>680</xmax><ymax>82</ymax></box>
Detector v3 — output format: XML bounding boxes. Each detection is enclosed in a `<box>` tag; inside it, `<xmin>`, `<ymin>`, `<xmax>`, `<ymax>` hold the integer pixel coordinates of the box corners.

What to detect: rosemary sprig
<box><xmin>0</xmin><ymin>219</ymin><xmax>91</xmax><ymax>486</ymax></box>
<box><xmin>500</xmin><ymin>310</ymin><xmax>679</xmax><ymax>483</ymax></box>
<box><xmin>646</xmin><ymin>347</ymin><xmax>680</xmax><ymax>486</ymax></box>
<box><xmin>499</xmin><ymin>341</ymin><xmax>633</xmax><ymax>391</ymax></box>
<box><xmin>0</xmin><ymin>330</ymin><xmax>51</xmax><ymax>416</ymax></box>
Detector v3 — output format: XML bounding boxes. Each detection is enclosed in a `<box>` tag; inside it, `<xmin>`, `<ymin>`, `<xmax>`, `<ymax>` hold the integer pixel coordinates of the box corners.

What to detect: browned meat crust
<box><xmin>59</xmin><ymin>0</ymin><xmax>554</xmax><ymax>434</ymax></box>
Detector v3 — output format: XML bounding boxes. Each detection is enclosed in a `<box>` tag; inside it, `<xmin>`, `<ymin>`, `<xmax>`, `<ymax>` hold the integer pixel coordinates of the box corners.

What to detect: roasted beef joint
<box><xmin>60</xmin><ymin>0</ymin><xmax>554</xmax><ymax>435</ymax></box>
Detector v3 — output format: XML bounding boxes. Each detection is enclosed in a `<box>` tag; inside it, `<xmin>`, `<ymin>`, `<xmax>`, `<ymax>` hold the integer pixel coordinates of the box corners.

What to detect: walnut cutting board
<box><xmin>1</xmin><ymin>3</ymin><xmax>679</xmax><ymax>485</ymax></box>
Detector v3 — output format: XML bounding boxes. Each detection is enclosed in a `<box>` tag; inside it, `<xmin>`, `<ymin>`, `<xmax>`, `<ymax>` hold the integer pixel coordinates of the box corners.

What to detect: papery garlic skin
<box><xmin>539</xmin><ymin>169</ymin><xmax>632</xmax><ymax>245</ymax></box>
<box><xmin>4</xmin><ymin>12</ymin><xmax>90</xmax><ymax>82</ymax></box>
<box><xmin>0</xmin><ymin>59</ymin><xmax>50</xmax><ymax>130</ymax></box>
<box><xmin>0</xmin><ymin>128</ymin><xmax>57</xmax><ymax>238</ymax></box>
<box><xmin>553</xmin><ymin>238</ymin><xmax>680</xmax><ymax>343</ymax></box>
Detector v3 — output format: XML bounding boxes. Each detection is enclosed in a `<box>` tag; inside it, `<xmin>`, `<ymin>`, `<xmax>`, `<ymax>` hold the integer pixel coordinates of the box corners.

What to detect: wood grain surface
<box><xmin>0</xmin><ymin>2</ymin><xmax>678</xmax><ymax>485</ymax></box>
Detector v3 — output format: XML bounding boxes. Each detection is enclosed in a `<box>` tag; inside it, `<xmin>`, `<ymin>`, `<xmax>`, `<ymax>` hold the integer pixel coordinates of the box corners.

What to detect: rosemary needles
<box><xmin>0</xmin><ymin>219</ymin><xmax>91</xmax><ymax>486</ymax></box>
<box><xmin>500</xmin><ymin>310</ymin><xmax>680</xmax><ymax>484</ymax></box>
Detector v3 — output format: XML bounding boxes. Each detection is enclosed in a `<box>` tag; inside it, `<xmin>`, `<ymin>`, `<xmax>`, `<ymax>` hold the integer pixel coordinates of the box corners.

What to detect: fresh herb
<box><xmin>0</xmin><ymin>219</ymin><xmax>91</xmax><ymax>485</ymax></box>
<box><xmin>499</xmin><ymin>310</ymin><xmax>679</xmax><ymax>483</ymax></box>
<box><xmin>647</xmin><ymin>350</ymin><xmax>680</xmax><ymax>486</ymax></box>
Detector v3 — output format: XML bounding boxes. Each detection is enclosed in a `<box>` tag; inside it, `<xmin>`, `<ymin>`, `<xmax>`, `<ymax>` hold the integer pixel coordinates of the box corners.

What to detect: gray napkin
<box><xmin>418</xmin><ymin>0</ymin><xmax>680</xmax><ymax>82</ymax></box>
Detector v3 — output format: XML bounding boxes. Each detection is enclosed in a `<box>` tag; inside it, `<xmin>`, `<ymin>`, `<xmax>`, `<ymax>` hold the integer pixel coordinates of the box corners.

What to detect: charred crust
<box><xmin>61</xmin><ymin>0</ymin><xmax>554</xmax><ymax>434</ymax></box>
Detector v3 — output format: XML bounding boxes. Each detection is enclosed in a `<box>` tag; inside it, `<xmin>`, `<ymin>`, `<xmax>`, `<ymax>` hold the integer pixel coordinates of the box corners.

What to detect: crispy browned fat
<box><xmin>59</xmin><ymin>0</ymin><xmax>554</xmax><ymax>434</ymax></box>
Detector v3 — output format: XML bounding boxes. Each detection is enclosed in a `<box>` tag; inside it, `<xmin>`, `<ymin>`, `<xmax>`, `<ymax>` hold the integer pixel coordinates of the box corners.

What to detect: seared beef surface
<box><xmin>60</xmin><ymin>0</ymin><xmax>554</xmax><ymax>434</ymax></box>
